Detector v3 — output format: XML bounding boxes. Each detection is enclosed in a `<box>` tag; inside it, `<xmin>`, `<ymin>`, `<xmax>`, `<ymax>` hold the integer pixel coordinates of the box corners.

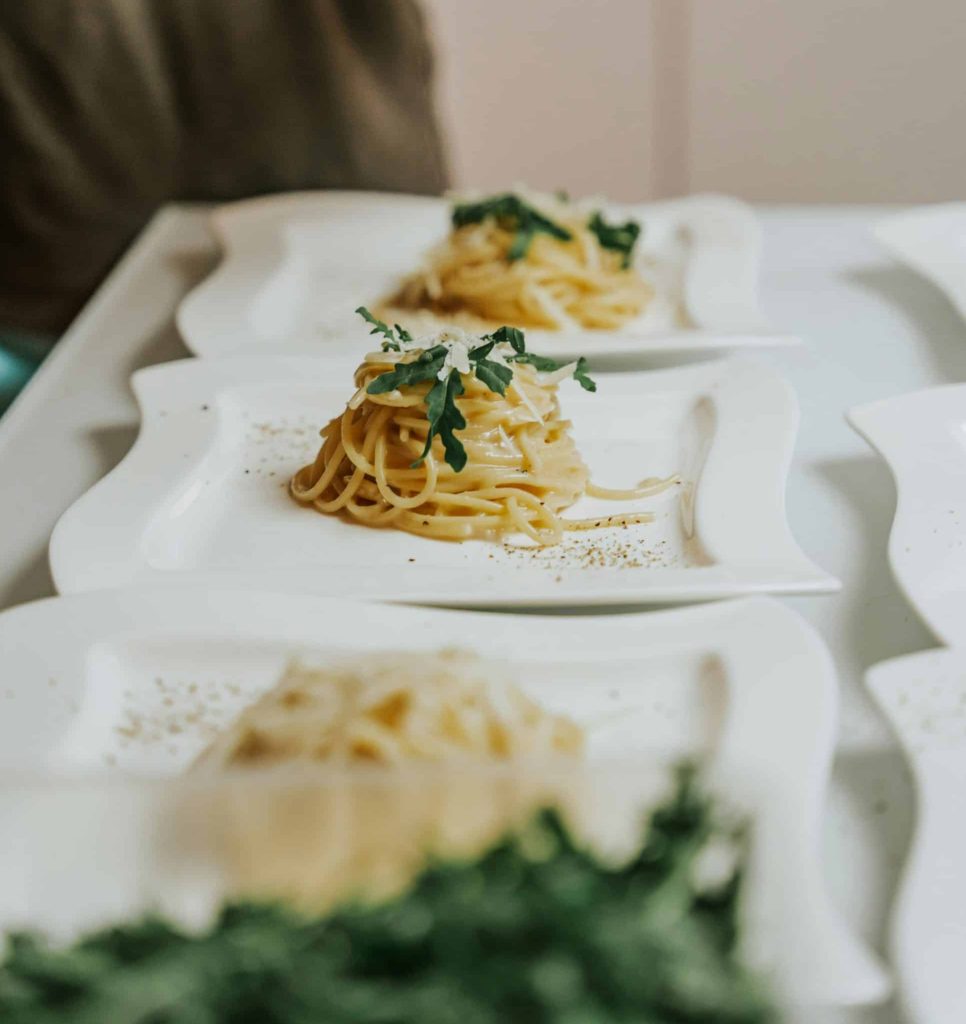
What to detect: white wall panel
<box><xmin>688</xmin><ymin>0</ymin><xmax>966</xmax><ymax>201</ymax></box>
<box><xmin>426</xmin><ymin>0</ymin><xmax>659</xmax><ymax>200</ymax></box>
<box><xmin>427</xmin><ymin>0</ymin><xmax>966</xmax><ymax>202</ymax></box>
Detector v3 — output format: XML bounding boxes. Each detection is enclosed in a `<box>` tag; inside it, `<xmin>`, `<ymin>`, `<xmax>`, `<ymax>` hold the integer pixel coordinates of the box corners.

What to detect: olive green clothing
<box><xmin>0</xmin><ymin>0</ymin><xmax>448</xmax><ymax>337</ymax></box>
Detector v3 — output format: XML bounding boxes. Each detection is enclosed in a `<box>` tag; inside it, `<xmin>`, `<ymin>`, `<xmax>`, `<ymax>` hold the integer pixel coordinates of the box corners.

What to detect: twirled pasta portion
<box><xmin>381</xmin><ymin>192</ymin><xmax>653</xmax><ymax>331</ymax></box>
<box><xmin>290</xmin><ymin>349</ymin><xmax>671</xmax><ymax>545</ymax></box>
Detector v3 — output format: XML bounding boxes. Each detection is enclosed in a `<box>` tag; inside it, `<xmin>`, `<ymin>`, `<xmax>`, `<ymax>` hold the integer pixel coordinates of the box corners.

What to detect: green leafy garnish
<box><xmin>359</xmin><ymin>311</ymin><xmax>597</xmax><ymax>472</ymax></box>
<box><xmin>0</xmin><ymin>766</ymin><xmax>776</xmax><ymax>1024</ymax></box>
<box><xmin>472</xmin><ymin>355</ymin><xmax>513</xmax><ymax>395</ymax></box>
<box><xmin>365</xmin><ymin>345</ymin><xmax>448</xmax><ymax>396</ymax></box>
<box><xmin>449</xmin><ymin>193</ymin><xmax>642</xmax><ymax>269</ymax></box>
<box><xmin>509</xmin><ymin>352</ymin><xmax>597</xmax><ymax>393</ymax></box>
<box><xmin>355</xmin><ymin>305</ymin><xmax>402</xmax><ymax>350</ymax></box>
<box><xmin>587</xmin><ymin>211</ymin><xmax>642</xmax><ymax>268</ymax></box>
<box><xmin>572</xmin><ymin>357</ymin><xmax>596</xmax><ymax>392</ymax></box>
<box><xmin>486</xmin><ymin>324</ymin><xmax>526</xmax><ymax>353</ymax></box>
<box><xmin>355</xmin><ymin>306</ymin><xmax>413</xmax><ymax>351</ymax></box>
<box><xmin>418</xmin><ymin>371</ymin><xmax>468</xmax><ymax>472</ymax></box>
<box><xmin>452</xmin><ymin>193</ymin><xmax>573</xmax><ymax>261</ymax></box>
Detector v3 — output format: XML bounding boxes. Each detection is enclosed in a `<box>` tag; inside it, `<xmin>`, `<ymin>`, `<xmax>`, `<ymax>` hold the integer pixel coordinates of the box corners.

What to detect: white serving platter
<box><xmin>49</xmin><ymin>356</ymin><xmax>836</xmax><ymax>607</ymax></box>
<box><xmin>848</xmin><ymin>386</ymin><xmax>966</xmax><ymax>646</ymax></box>
<box><xmin>0</xmin><ymin>589</ymin><xmax>887</xmax><ymax>1007</ymax></box>
<box><xmin>874</xmin><ymin>204</ymin><xmax>966</xmax><ymax>324</ymax></box>
<box><xmin>176</xmin><ymin>191</ymin><xmax>797</xmax><ymax>364</ymax></box>
<box><xmin>867</xmin><ymin>647</ymin><xmax>966</xmax><ymax>1024</ymax></box>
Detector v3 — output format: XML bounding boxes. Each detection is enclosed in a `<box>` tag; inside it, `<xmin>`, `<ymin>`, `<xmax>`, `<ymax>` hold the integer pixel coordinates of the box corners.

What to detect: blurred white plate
<box><xmin>848</xmin><ymin>386</ymin><xmax>966</xmax><ymax>645</ymax></box>
<box><xmin>874</xmin><ymin>204</ymin><xmax>966</xmax><ymax>324</ymax></box>
<box><xmin>176</xmin><ymin>191</ymin><xmax>797</xmax><ymax>365</ymax></box>
<box><xmin>49</xmin><ymin>356</ymin><xmax>836</xmax><ymax>607</ymax></box>
<box><xmin>0</xmin><ymin>589</ymin><xmax>887</xmax><ymax>1006</ymax></box>
<box><xmin>867</xmin><ymin>647</ymin><xmax>966</xmax><ymax>1024</ymax></box>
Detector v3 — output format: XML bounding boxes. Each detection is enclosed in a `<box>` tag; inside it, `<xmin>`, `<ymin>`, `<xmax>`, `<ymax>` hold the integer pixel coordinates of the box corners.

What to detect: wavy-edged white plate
<box><xmin>176</xmin><ymin>191</ymin><xmax>797</xmax><ymax>364</ymax></box>
<box><xmin>867</xmin><ymin>647</ymin><xmax>966</xmax><ymax>1024</ymax></box>
<box><xmin>50</xmin><ymin>356</ymin><xmax>836</xmax><ymax>607</ymax></box>
<box><xmin>0</xmin><ymin>589</ymin><xmax>888</xmax><ymax>1006</ymax></box>
<box><xmin>848</xmin><ymin>387</ymin><xmax>966</xmax><ymax>646</ymax></box>
<box><xmin>874</xmin><ymin>204</ymin><xmax>966</xmax><ymax>324</ymax></box>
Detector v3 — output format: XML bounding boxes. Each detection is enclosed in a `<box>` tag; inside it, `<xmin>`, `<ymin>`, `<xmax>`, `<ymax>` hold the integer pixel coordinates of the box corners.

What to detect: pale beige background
<box><xmin>426</xmin><ymin>0</ymin><xmax>966</xmax><ymax>202</ymax></box>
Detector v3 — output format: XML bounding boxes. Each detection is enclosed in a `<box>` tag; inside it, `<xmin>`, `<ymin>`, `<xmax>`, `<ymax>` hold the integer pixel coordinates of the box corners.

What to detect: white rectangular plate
<box><xmin>49</xmin><ymin>356</ymin><xmax>836</xmax><ymax>606</ymax></box>
<box><xmin>867</xmin><ymin>648</ymin><xmax>966</xmax><ymax>1024</ymax></box>
<box><xmin>0</xmin><ymin>589</ymin><xmax>886</xmax><ymax>1006</ymax></box>
<box><xmin>875</xmin><ymin>204</ymin><xmax>966</xmax><ymax>324</ymax></box>
<box><xmin>848</xmin><ymin>385</ymin><xmax>966</xmax><ymax>646</ymax></box>
<box><xmin>176</xmin><ymin>191</ymin><xmax>797</xmax><ymax>365</ymax></box>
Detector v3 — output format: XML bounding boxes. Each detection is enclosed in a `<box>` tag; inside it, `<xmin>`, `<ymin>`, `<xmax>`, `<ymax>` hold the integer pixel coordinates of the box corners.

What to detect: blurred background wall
<box><xmin>426</xmin><ymin>0</ymin><xmax>966</xmax><ymax>202</ymax></box>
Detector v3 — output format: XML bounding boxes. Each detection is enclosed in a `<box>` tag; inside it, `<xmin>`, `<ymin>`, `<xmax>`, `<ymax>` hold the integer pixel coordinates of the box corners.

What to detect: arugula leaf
<box><xmin>394</xmin><ymin>324</ymin><xmax>413</xmax><ymax>343</ymax></box>
<box><xmin>366</xmin><ymin>346</ymin><xmax>446</xmax><ymax>395</ymax></box>
<box><xmin>506</xmin><ymin>227</ymin><xmax>535</xmax><ymax>261</ymax></box>
<box><xmin>485</xmin><ymin>325</ymin><xmax>526</xmax><ymax>353</ymax></box>
<box><xmin>587</xmin><ymin>211</ymin><xmax>642</xmax><ymax>268</ymax></box>
<box><xmin>508</xmin><ymin>351</ymin><xmax>597</xmax><ymax>392</ymax></box>
<box><xmin>472</xmin><ymin>357</ymin><xmax>512</xmax><ymax>395</ymax></box>
<box><xmin>572</xmin><ymin>356</ymin><xmax>597</xmax><ymax>392</ymax></box>
<box><xmin>510</xmin><ymin>352</ymin><xmax>559</xmax><ymax>372</ymax></box>
<box><xmin>414</xmin><ymin>372</ymin><xmax>467</xmax><ymax>471</ymax></box>
<box><xmin>452</xmin><ymin>194</ymin><xmax>572</xmax><ymax>262</ymax></box>
<box><xmin>468</xmin><ymin>338</ymin><xmax>496</xmax><ymax>360</ymax></box>
<box><xmin>436</xmin><ymin>373</ymin><xmax>468</xmax><ymax>472</ymax></box>
<box><xmin>365</xmin><ymin>322</ymin><xmax>595</xmax><ymax>473</ymax></box>
<box><xmin>414</xmin><ymin>377</ymin><xmax>448</xmax><ymax>466</ymax></box>
<box><xmin>356</xmin><ymin>306</ymin><xmax>403</xmax><ymax>350</ymax></box>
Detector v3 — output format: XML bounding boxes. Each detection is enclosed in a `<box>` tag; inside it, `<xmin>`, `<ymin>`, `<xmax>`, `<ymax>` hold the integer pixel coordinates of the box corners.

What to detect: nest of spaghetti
<box><xmin>290</xmin><ymin>311</ymin><xmax>674</xmax><ymax>545</ymax></box>
<box><xmin>380</xmin><ymin>189</ymin><xmax>654</xmax><ymax>332</ymax></box>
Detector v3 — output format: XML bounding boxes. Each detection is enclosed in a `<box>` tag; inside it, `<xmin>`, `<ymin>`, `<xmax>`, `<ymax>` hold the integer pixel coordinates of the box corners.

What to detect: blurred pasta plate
<box><xmin>0</xmin><ymin>589</ymin><xmax>886</xmax><ymax>1006</ymax></box>
<box><xmin>176</xmin><ymin>191</ymin><xmax>797</xmax><ymax>364</ymax></box>
<box><xmin>49</xmin><ymin>356</ymin><xmax>836</xmax><ymax>606</ymax></box>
